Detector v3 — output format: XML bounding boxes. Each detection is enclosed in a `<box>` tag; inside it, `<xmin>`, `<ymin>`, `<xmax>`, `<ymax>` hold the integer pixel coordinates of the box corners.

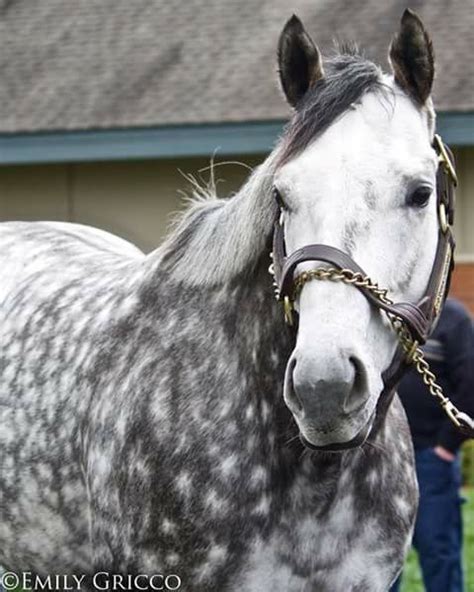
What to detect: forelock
<box><xmin>279</xmin><ymin>48</ymin><xmax>386</xmax><ymax>165</ymax></box>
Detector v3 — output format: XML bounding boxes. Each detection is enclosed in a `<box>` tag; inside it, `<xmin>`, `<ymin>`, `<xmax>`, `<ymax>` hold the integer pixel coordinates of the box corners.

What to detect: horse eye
<box><xmin>273</xmin><ymin>188</ymin><xmax>287</xmax><ymax>210</ymax></box>
<box><xmin>406</xmin><ymin>186</ymin><xmax>432</xmax><ymax>208</ymax></box>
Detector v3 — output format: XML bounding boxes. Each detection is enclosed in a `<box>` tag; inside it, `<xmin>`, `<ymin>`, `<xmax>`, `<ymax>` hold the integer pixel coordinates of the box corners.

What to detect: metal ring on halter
<box><xmin>283</xmin><ymin>296</ymin><xmax>294</xmax><ymax>326</ymax></box>
<box><xmin>405</xmin><ymin>339</ymin><xmax>419</xmax><ymax>363</ymax></box>
<box><xmin>438</xmin><ymin>202</ymin><xmax>449</xmax><ymax>234</ymax></box>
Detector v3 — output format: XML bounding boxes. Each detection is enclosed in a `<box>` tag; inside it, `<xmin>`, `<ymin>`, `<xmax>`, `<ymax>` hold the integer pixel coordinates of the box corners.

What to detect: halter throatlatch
<box><xmin>269</xmin><ymin>134</ymin><xmax>474</xmax><ymax>438</ymax></box>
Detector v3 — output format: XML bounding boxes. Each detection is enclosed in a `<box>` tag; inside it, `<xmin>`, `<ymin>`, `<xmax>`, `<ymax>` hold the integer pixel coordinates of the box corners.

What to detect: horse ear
<box><xmin>278</xmin><ymin>15</ymin><xmax>324</xmax><ymax>108</ymax></box>
<box><xmin>389</xmin><ymin>9</ymin><xmax>434</xmax><ymax>104</ymax></box>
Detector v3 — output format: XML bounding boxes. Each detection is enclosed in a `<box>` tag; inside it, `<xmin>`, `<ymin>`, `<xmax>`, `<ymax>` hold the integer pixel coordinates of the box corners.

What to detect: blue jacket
<box><xmin>398</xmin><ymin>298</ymin><xmax>474</xmax><ymax>453</ymax></box>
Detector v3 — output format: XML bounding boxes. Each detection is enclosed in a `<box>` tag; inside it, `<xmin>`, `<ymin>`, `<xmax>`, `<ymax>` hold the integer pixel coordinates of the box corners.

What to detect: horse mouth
<box><xmin>299</xmin><ymin>413</ymin><xmax>374</xmax><ymax>453</ymax></box>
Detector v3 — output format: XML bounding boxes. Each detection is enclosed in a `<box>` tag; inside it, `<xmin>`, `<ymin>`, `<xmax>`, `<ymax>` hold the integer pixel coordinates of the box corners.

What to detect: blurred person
<box><xmin>391</xmin><ymin>297</ymin><xmax>474</xmax><ymax>592</ymax></box>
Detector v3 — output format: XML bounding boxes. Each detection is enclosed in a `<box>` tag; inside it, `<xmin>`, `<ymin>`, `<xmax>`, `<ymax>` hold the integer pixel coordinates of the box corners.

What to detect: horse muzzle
<box><xmin>283</xmin><ymin>349</ymin><xmax>379</xmax><ymax>450</ymax></box>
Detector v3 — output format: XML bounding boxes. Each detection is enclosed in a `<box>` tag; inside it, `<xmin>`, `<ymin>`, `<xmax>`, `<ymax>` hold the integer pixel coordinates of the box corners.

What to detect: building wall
<box><xmin>453</xmin><ymin>147</ymin><xmax>474</xmax><ymax>257</ymax></box>
<box><xmin>449</xmin><ymin>147</ymin><xmax>474</xmax><ymax>314</ymax></box>
<box><xmin>1</xmin><ymin>148</ymin><xmax>473</xmax><ymax>312</ymax></box>
<box><xmin>0</xmin><ymin>156</ymin><xmax>261</xmax><ymax>252</ymax></box>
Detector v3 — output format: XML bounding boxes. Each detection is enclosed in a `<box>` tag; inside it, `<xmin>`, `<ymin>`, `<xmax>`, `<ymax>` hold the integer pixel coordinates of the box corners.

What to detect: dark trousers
<box><xmin>390</xmin><ymin>447</ymin><xmax>464</xmax><ymax>592</ymax></box>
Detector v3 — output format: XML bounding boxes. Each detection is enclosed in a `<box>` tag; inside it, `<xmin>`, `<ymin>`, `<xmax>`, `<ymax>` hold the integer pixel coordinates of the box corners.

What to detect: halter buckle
<box><xmin>283</xmin><ymin>296</ymin><xmax>294</xmax><ymax>326</ymax></box>
<box><xmin>434</xmin><ymin>134</ymin><xmax>458</xmax><ymax>187</ymax></box>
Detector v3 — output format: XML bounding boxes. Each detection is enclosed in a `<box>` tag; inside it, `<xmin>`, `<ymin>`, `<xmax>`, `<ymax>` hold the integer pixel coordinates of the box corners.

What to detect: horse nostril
<box><xmin>286</xmin><ymin>353</ymin><xmax>369</xmax><ymax>419</ymax></box>
<box><xmin>345</xmin><ymin>355</ymin><xmax>367</xmax><ymax>412</ymax></box>
<box><xmin>285</xmin><ymin>358</ymin><xmax>304</xmax><ymax>415</ymax></box>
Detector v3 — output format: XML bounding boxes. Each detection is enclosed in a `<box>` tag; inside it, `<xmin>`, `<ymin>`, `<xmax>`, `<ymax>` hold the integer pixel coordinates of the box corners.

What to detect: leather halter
<box><xmin>271</xmin><ymin>134</ymin><xmax>463</xmax><ymax>436</ymax></box>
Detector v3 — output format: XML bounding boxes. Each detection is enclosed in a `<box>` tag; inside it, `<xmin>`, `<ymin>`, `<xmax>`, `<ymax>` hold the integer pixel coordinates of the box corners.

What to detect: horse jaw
<box><xmin>275</xmin><ymin>80</ymin><xmax>438</xmax><ymax>449</ymax></box>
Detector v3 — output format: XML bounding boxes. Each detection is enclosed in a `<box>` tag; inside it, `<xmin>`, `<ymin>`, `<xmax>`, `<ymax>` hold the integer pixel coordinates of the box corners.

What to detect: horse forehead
<box><xmin>279</xmin><ymin>89</ymin><xmax>430</xmax><ymax>191</ymax></box>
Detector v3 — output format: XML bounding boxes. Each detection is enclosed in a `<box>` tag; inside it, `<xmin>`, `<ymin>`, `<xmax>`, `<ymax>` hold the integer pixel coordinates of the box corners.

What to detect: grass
<box><xmin>401</xmin><ymin>487</ymin><xmax>474</xmax><ymax>592</ymax></box>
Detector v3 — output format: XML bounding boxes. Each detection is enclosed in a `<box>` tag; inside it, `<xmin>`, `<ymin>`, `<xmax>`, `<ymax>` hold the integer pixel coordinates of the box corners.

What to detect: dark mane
<box><xmin>280</xmin><ymin>47</ymin><xmax>387</xmax><ymax>164</ymax></box>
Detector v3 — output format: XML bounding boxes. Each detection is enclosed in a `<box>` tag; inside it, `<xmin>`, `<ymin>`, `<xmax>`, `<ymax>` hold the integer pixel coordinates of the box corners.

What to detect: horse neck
<box><xmin>139</xmin><ymin>153</ymin><xmax>303</xmax><ymax>472</ymax></box>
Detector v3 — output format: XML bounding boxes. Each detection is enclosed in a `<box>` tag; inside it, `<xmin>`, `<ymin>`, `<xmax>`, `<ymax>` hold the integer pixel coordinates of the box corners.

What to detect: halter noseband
<box><xmin>269</xmin><ymin>134</ymin><xmax>474</xmax><ymax>438</ymax></box>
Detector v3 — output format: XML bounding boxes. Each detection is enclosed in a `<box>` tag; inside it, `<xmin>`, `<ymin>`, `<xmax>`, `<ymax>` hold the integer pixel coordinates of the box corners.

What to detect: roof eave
<box><xmin>0</xmin><ymin>112</ymin><xmax>473</xmax><ymax>166</ymax></box>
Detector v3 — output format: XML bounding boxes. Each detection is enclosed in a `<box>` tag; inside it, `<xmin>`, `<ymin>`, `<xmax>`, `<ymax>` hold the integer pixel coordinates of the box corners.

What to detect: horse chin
<box><xmin>299</xmin><ymin>413</ymin><xmax>375</xmax><ymax>453</ymax></box>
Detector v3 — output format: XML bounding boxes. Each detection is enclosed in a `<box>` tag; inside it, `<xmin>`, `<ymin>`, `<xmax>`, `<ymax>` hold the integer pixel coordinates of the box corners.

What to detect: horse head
<box><xmin>274</xmin><ymin>10</ymin><xmax>442</xmax><ymax>450</ymax></box>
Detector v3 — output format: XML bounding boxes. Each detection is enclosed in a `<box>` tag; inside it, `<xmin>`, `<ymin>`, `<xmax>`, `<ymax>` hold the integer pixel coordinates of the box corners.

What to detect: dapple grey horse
<box><xmin>1</xmin><ymin>10</ymin><xmax>443</xmax><ymax>591</ymax></box>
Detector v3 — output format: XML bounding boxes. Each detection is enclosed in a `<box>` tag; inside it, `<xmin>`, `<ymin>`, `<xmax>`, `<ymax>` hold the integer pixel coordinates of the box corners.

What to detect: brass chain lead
<box><xmin>290</xmin><ymin>267</ymin><xmax>473</xmax><ymax>433</ymax></box>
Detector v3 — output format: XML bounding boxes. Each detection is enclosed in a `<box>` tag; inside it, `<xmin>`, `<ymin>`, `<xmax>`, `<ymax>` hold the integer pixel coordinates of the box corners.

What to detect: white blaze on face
<box><xmin>276</xmin><ymin>79</ymin><xmax>438</xmax><ymax>445</ymax></box>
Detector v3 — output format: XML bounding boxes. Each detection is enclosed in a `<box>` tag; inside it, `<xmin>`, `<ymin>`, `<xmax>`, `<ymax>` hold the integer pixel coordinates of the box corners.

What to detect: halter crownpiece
<box><xmin>269</xmin><ymin>134</ymin><xmax>474</xmax><ymax>437</ymax></box>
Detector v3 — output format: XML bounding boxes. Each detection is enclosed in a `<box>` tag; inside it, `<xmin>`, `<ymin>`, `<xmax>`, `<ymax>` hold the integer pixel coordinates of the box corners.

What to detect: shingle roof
<box><xmin>1</xmin><ymin>0</ymin><xmax>473</xmax><ymax>133</ymax></box>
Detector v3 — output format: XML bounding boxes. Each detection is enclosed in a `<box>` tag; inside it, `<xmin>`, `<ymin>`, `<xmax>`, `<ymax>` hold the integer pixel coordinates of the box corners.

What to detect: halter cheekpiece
<box><xmin>269</xmin><ymin>134</ymin><xmax>474</xmax><ymax>438</ymax></box>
